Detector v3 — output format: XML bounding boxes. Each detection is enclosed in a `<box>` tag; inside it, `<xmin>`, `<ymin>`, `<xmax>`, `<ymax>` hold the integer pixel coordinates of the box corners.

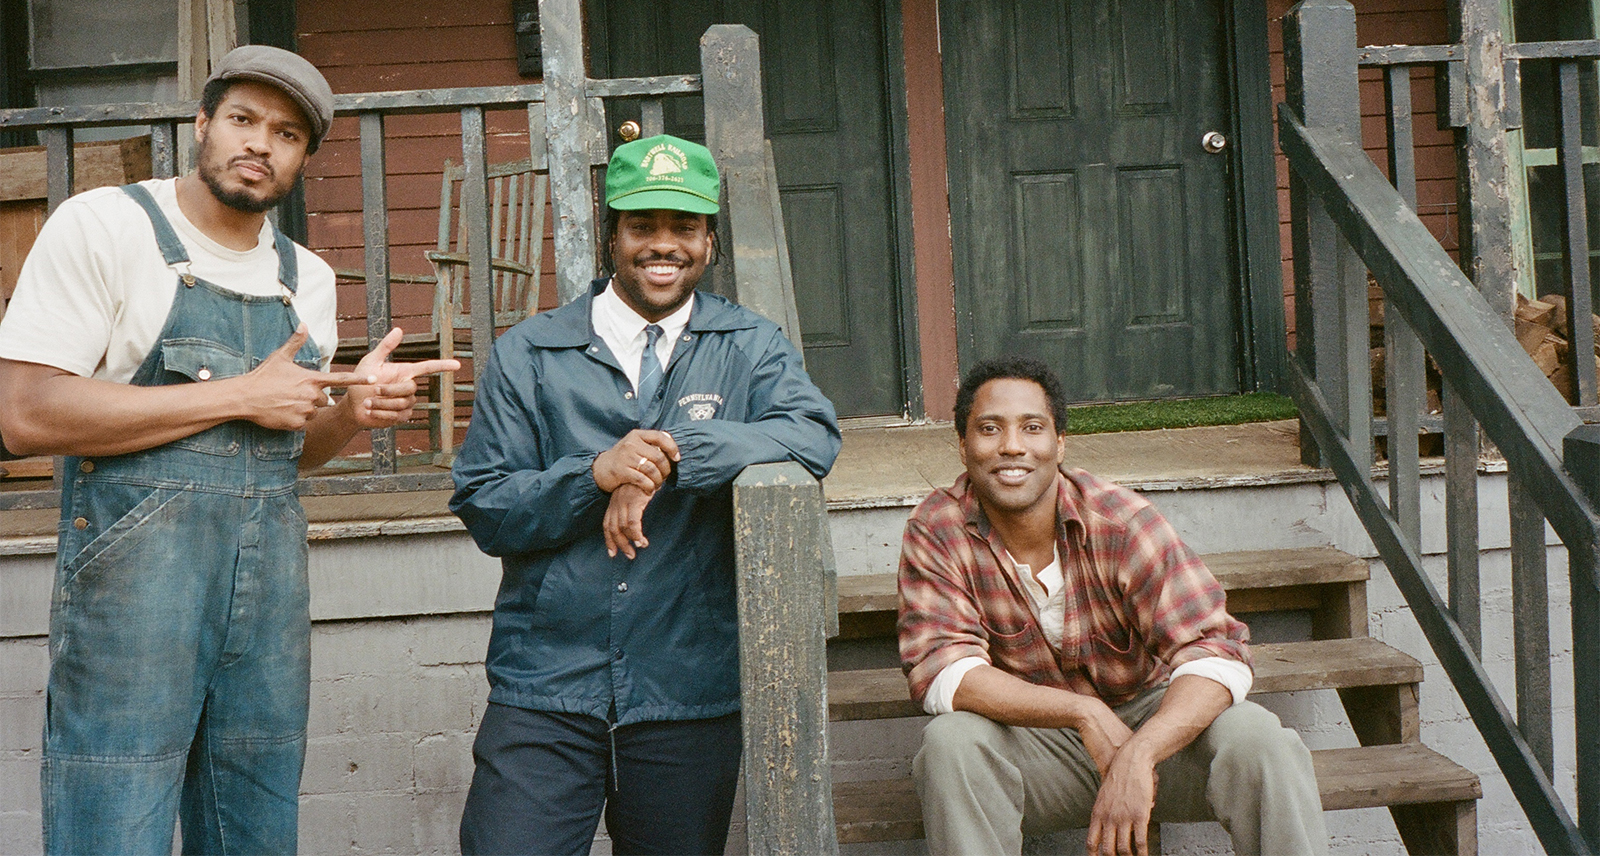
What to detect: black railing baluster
<box><xmin>359</xmin><ymin>112</ymin><xmax>397</xmax><ymax>475</ymax></box>
<box><xmin>1509</xmin><ymin>468</ymin><xmax>1554</xmax><ymax>776</ymax></box>
<box><xmin>1557</xmin><ymin>60</ymin><xmax>1595</xmax><ymax>407</ymax></box>
<box><xmin>640</xmin><ymin>97</ymin><xmax>665</xmax><ymax>137</ymax></box>
<box><xmin>1382</xmin><ymin>64</ymin><xmax>1424</xmax><ymax>546</ymax></box>
<box><xmin>1443</xmin><ymin>379</ymin><xmax>1482</xmax><ymax>655</ymax></box>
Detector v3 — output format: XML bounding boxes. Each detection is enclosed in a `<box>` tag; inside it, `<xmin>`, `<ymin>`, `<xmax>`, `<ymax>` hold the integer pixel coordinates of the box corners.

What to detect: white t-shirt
<box><xmin>0</xmin><ymin>177</ymin><xmax>338</xmax><ymax>383</ymax></box>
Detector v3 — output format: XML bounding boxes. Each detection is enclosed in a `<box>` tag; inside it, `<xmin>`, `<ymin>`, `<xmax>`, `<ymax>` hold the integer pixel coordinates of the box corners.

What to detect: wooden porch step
<box><xmin>836</xmin><ymin>547</ymin><xmax>1371</xmax><ymax>640</ymax></box>
<box><xmin>833</xmin><ymin>743</ymin><xmax>1480</xmax><ymax>845</ymax></box>
<box><xmin>828</xmin><ymin>637</ymin><xmax>1422</xmax><ymax>722</ymax></box>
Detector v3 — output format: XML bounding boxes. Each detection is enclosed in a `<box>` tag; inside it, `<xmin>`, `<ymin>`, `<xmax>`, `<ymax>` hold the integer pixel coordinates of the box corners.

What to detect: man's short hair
<box><xmin>954</xmin><ymin>357</ymin><xmax>1069</xmax><ymax>436</ymax></box>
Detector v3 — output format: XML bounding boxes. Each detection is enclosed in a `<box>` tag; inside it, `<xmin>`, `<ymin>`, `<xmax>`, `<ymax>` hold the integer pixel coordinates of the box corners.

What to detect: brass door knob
<box><xmin>618</xmin><ymin>120</ymin><xmax>641</xmax><ymax>142</ymax></box>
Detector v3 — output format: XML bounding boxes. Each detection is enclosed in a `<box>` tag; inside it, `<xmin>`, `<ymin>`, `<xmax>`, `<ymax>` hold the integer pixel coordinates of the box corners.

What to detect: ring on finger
<box><xmin>637</xmin><ymin>456</ymin><xmax>650</xmax><ymax>469</ymax></box>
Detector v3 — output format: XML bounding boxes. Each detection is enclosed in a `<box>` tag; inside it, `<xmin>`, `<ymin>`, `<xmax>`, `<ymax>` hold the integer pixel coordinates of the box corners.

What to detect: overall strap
<box><xmin>121</xmin><ymin>184</ymin><xmax>190</xmax><ymax>267</ymax></box>
<box><xmin>272</xmin><ymin>227</ymin><xmax>298</xmax><ymax>295</ymax></box>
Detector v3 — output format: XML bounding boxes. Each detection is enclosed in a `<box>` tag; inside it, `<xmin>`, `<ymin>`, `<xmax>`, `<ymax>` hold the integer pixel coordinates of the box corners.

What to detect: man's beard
<box><xmin>197</xmin><ymin>140</ymin><xmax>294</xmax><ymax>214</ymax></box>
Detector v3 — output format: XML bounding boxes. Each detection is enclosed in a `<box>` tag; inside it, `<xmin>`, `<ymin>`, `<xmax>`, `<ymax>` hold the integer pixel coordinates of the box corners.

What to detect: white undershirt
<box><xmin>922</xmin><ymin>547</ymin><xmax>1253</xmax><ymax>715</ymax></box>
<box><xmin>591</xmin><ymin>280</ymin><xmax>693</xmax><ymax>391</ymax></box>
<box><xmin>0</xmin><ymin>178</ymin><xmax>338</xmax><ymax>382</ymax></box>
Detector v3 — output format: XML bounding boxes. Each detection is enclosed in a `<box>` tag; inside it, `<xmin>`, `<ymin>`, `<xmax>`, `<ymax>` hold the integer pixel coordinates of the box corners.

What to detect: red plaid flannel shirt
<box><xmin>897</xmin><ymin>468</ymin><xmax>1251</xmax><ymax>708</ymax></box>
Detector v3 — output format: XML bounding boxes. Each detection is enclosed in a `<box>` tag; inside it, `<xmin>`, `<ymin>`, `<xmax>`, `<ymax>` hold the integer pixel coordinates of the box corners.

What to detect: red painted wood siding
<box><xmin>296</xmin><ymin>0</ymin><xmax>555</xmax><ymax>346</ymax></box>
<box><xmin>1268</xmin><ymin>0</ymin><xmax>1458</xmax><ymax>344</ymax></box>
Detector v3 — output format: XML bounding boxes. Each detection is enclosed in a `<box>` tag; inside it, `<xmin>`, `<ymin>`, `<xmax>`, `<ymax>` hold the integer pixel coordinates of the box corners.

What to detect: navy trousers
<box><xmin>459</xmin><ymin>703</ymin><xmax>742</xmax><ymax>855</ymax></box>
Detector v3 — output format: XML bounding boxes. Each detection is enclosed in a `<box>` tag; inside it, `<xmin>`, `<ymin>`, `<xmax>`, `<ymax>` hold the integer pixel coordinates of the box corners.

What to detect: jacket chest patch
<box><xmin>677</xmin><ymin>392</ymin><xmax>724</xmax><ymax>420</ymax></box>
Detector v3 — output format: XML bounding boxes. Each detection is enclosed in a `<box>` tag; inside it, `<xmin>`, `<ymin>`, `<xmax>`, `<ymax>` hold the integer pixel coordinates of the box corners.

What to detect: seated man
<box><xmin>898</xmin><ymin>357</ymin><xmax>1328</xmax><ymax>856</ymax></box>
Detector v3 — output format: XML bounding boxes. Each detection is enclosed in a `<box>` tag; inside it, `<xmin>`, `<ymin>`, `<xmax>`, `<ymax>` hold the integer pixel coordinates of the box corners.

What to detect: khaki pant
<box><xmin>913</xmin><ymin>687</ymin><xmax>1328</xmax><ymax>855</ymax></box>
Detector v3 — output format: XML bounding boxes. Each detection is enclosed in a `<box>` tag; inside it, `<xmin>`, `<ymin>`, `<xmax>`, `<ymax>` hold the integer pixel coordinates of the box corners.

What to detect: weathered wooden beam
<box><xmin>701</xmin><ymin>25</ymin><xmax>796</xmax><ymax>340</ymax></box>
<box><xmin>1358</xmin><ymin>44</ymin><xmax>1462</xmax><ymax>67</ymax></box>
<box><xmin>461</xmin><ymin>107</ymin><xmax>493</xmax><ymax>382</ymax></box>
<box><xmin>150</xmin><ymin>123</ymin><xmax>178</xmax><ymax>180</ymax></box>
<box><xmin>296</xmin><ymin>472</ymin><xmax>455</xmax><ymax>496</ymax></box>
<box><xmin>585</xmin><ymin>75</ymin><xmax>702</xmax><ymax>98</ymax></box>
<box><xmin>732</xmin><ymin>462</ymin><xmax>839</xmax><ymax>856</ymax></box>
<box><xmin>1289</xmin><ymin>356</ymin><xmax>1589</xmax><ymax>856</ymax></box>
<box><xmin>1279</xmin><ymin>108</ymin><xmax>1598</xmax><ymax>558</ymax></box>
<box><xmin>1452</xmin><ymin>0</ymin><xmax>1517</xmax><ymax>319</ymax></box>
<box><xmin>1507</xmin><ymin>39</ymin><xmax>1600</xmax><ymax>61</ymax></box>
<box><xmin>359</xmin><ymin>112</ymin><xmax>397</xmax><ymax>475</ymax></box>
<box><xmin>1284</xmin><ymin>0</ymin><xmax>1370</xmax><ymax>470</ymax></box>
<box><xmin>540</xmin><ymin>0</ymin><xmax>600</xmax><ymax>304</ymax></box>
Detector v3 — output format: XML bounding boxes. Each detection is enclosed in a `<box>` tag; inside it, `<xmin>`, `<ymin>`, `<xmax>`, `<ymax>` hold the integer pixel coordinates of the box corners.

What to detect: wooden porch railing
<box><xmin>1282</xmin><ymin>2</ymin><xmax>1600</xmax><ymax>852</ymax></box>
<box><xmin>0</xmin><ymin>15</ymin><xmax>837</xmax><ymax>852</ymax></box>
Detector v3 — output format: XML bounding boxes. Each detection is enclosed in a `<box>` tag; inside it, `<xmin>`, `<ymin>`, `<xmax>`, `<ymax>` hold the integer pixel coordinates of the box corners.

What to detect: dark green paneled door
<box><xmin>941</xmin><ymin>0</ymin><xmax>1242</xmax><ymax>402</ymax></box>
<box><xmin>590</xmin><ymin>0</ymin><xmax>906</xmax><ymax>418</ymax></box>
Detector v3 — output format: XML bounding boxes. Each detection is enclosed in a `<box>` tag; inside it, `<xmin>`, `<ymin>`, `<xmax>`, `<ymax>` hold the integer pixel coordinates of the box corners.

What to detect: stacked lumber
<box><xmin>1514</xmin><ymin>292</ymin><xmax>1600</xmax><ymax>405</ymax></box>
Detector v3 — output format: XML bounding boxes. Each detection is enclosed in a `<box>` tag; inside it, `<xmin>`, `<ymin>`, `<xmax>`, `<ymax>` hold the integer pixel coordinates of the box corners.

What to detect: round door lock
<box><xmin>618</xmin><ymin>120</ymin><xmax>642</xmax><ymax>142</ymax></box>
<box><xmin>1202</xmin><ymin>131</ymin><xmax>1228</xmax><ymax>154</ymax></box>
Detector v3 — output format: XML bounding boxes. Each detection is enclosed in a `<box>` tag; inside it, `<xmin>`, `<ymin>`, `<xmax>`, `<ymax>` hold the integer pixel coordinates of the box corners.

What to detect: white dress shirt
<box><xmin>591</xmin><ymin>279</ymin><xmax>695</xmax><ymax>391</ymax></box>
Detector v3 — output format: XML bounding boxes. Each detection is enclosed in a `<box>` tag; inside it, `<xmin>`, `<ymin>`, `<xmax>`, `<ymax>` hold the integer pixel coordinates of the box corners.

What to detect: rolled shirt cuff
<box><xmin>1170</xmin><ymin>656</ymin><xmax>1254</xmax><ymax>706</ymax></box>
<box><xmin>924</xmin><ymin>656</ymin><xmax>989</xmax><ymax>715</ymax></box>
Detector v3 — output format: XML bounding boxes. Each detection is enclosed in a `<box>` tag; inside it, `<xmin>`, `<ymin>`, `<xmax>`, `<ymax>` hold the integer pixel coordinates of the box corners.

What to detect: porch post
<box><xmin>1283</xmin><ymin>0</ymin><xmax>1370</xmax><ymax>469</ymax></box>
<box><xmin>731</xmin><ymin>462</ymin><xmax>839</xmax><ymax>856</ymax></box>
<box><xmin>700</xmin><ymin>25</ymin><xmax>800</xmax><ymax>343</ymax></box>
<box><xmin>539</xmin><ymin>0</ymin><xmax>602</xmax><ymax>304</ymax></box>
<box><xmin>1564</xmin><ymin>425</ymin><xmax>1600</xmax><ymax>849</ymax></box>
<box><xmin>1450</xmin><ymin>0</ymin><xmax>1517</xmax><ymax>319</ymax></box>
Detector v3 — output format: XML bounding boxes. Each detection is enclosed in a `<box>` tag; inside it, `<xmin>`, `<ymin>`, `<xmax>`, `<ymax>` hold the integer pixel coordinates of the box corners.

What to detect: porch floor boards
<box><xmin>0</xmin><ymin>419</ymin><xmax>1322</xmax><ymax>544</ymax></box>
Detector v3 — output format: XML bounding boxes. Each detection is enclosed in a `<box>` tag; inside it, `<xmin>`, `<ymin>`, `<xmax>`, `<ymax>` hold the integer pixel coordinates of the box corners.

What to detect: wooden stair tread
<box><xmin>833</xmin><ymin>744</ymin><xmax>1479</xmax><ymax>844</ymax></box>
<box><xmin>828</xmin><ymin>638</ymin><xmax>1422</xmax><ymax>722</ymax></box>
<box><xmin>836</xmin><ymin>547</ymin><xmax>1367</xmax><ymax>615</ymax></box>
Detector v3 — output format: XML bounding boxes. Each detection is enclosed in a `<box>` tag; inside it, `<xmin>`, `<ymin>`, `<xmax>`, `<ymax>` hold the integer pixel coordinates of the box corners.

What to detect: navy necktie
<box><xmin>637</xmin><ymin>324</ymin><xmax>664</xmax><ymax>417</ymax></box>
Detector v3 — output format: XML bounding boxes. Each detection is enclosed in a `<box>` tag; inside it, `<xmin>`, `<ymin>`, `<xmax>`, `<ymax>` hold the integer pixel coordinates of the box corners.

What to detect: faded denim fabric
<box><xmin>40</xmin><ymin>184</ymin><xmax>320</xmax><ymax>856</ymax></box>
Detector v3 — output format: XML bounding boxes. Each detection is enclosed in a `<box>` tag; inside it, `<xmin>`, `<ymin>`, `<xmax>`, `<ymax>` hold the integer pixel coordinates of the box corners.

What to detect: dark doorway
<box><xmin>590</xmin><ymin>0</ymin><xmax>908</xmax><ymax>418</ymax></box>
<box><xmin>941</xmin><ymin>0</ymin><xmax>1243</xmax><ymax>402</ymax></box>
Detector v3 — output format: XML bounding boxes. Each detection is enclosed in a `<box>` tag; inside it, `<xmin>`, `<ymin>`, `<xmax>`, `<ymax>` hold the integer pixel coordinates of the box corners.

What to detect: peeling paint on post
<box><xmin>700</xmin><ymin>26</ymin><xmax>798</xmax><ymax>343</ymax></box>
<box><xmin>539</xmin><ymin>0</ymin><xmax>600</xmax><ymax>305</ymax></box>
<box><xmin>732</xmin><ymin>462</ymin><xmax>838</xmax><ymax>856</ymax></box>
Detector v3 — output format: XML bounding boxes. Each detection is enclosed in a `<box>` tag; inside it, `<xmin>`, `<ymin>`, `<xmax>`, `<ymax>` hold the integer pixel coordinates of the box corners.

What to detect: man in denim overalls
<box><xmin>0</xmin><ymin>47</ymin><xmax>455</xmax><ymax>855</ymax></box>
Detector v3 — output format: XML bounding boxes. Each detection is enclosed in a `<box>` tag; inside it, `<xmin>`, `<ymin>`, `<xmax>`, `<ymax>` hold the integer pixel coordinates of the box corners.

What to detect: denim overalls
<box><xmin>41</xmin><ymin>184</ymin><xmax>320</xmax><ymax>855</ymax></box>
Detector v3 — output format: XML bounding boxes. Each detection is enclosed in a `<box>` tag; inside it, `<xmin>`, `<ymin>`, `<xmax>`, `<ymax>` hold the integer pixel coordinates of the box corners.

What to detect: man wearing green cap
<box><xmin>450</xmin><ymin>134</ymin><xmax>840</xmax><ymax>854</ymax></box>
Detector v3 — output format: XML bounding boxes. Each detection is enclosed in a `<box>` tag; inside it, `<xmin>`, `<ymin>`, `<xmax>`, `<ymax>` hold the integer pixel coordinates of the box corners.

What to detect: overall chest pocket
<box><xmin>158</xmin><ymin>338</ymin><xmax>318</xmax><ymax>459</ymax></box>
<box><xmin>160</xmin><ymin>339</ymin><xmax>248</xmax><ymax>456</ymax></box>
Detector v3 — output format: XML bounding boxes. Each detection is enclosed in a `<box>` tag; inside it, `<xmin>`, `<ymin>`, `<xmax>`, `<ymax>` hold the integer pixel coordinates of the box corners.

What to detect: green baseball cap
<box><xmin>605</xmin><ymin>134</ymin><xmax>721</xmax><ymax>215</ymax></box>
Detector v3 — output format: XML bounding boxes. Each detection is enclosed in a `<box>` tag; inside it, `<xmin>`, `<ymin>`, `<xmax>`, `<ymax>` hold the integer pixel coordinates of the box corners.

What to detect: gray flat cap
<box><xmin>207</xmin><ymin>45</ymin><xmax>334</xmax><ymax>149</ymax></box>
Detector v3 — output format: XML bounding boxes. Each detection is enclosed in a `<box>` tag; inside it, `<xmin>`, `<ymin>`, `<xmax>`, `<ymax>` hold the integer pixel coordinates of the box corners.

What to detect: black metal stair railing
<box><xmin>1282</xmin><ymin>2</ymin><xmax>1600</xmax><ymax>853</ymax></box>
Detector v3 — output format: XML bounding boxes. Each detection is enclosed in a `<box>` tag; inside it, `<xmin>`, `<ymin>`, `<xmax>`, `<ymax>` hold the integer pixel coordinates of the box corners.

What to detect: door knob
<box><xmin>618</xmin><ymin>120</ymin><xmax>642</xmax><ymax>142</ymax></box>
<box><xmin>1202</xmin><ymin>130</ymin><xmax>1227</xmax><ymax>153</ymax></box>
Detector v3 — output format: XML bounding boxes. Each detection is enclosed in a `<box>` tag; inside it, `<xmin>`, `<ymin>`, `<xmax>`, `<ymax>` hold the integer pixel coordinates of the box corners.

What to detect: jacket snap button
<box><xmin>72</xmin><ymin>517</ymin><xmax>88</xmax><ymax>530</ymax></box>
<box><xmin>616</xmin><ymin>582</ymin><xmax>628</xmax><ymax>593</ymax></box>
<box><xmin>624</xmin><ymin>391</ymin><xmax>634</xmax><ymax>400</ymax></box>
<box><xmin>78</xmin><ymin>461</ymin><xmax>94</xmax><ymax>473</ymax></box>
<box><xmin>197</xmin><ymin>367</ymin><xmax>212</xmax><ymax>381</ymax></box>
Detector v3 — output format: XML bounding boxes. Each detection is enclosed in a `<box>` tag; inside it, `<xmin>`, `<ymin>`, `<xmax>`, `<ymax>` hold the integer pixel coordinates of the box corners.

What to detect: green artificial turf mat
<box><xmin>1062</xmin><ymin>392</ymin><xmax>1298</xmax><ymax>435</ymax></box>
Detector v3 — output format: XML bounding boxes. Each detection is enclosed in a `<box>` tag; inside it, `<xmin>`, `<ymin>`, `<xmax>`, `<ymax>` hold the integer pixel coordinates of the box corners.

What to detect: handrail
<box><xmin>1277</xmin><ymin>113</ymin><xmax>1594</xmax><ymax>552</ymax></box>
<box><xmin>1280</xmin><ymin>2</ymin><xmax>1600</xmax><ymax>851</ymax></box>
<box><xmin>1280</xmin><ymin>109</ymin><xmax>1593</xmax><ymax>854</ymax></box>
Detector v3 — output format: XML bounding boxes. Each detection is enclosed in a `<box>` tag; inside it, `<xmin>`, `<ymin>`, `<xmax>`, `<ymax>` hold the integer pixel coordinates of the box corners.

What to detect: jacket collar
<box><xmin>525</xmin><ymin>277</ymin><xmax>759</xmax><ymax>348</ymax></box>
